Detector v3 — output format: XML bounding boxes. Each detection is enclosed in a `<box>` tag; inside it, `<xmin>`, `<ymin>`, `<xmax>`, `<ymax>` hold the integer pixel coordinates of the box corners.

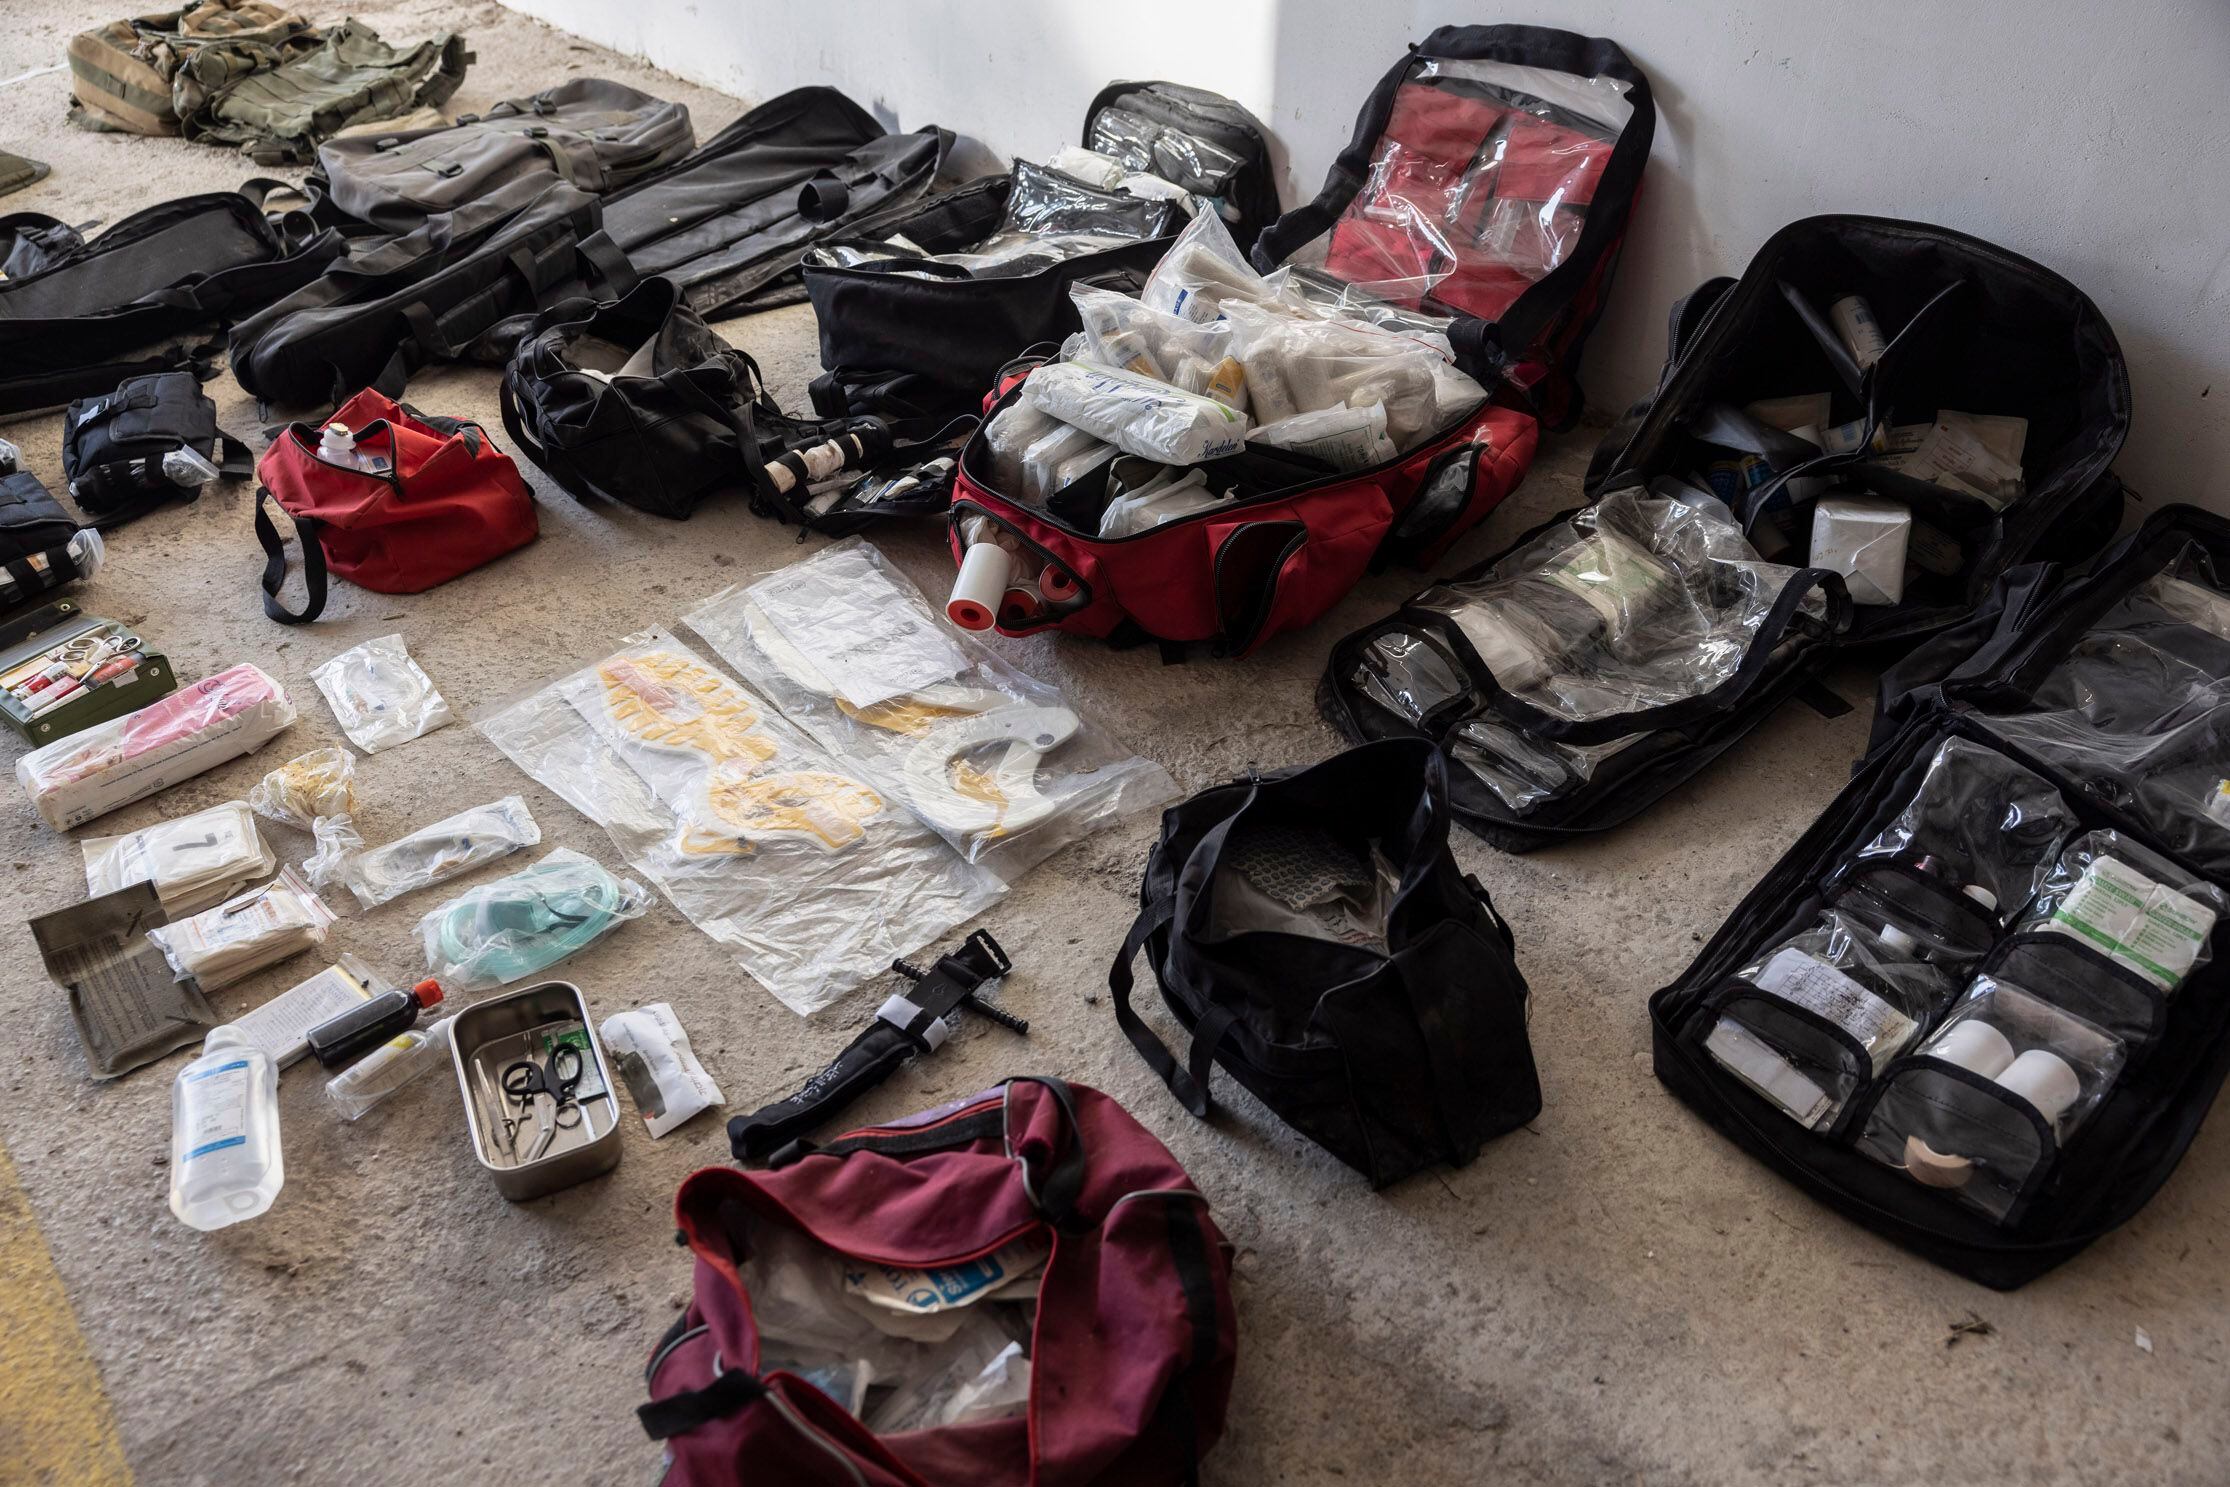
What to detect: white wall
<box><xmin>508</xmin><ymin>0</ymin><xmax>2230</xmax><ymax>505</ymax></box>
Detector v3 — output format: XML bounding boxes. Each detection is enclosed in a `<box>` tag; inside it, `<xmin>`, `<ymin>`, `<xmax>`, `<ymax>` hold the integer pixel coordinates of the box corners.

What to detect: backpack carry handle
<box><xmin>254</xmin><ymin>486</ymin><xmax>328</xmax><ymax>624</ymax></box>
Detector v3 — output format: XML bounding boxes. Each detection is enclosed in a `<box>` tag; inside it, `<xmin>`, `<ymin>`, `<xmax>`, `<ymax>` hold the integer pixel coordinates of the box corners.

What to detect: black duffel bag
<box><xmin>62</xmin><ymin>371</ymin><xmax>248</xmax><ymax>528</ymax></box>
<box><xmin>1110</xmin><ymin>737</ymin><xmax>1541</xmax><ymax>1187</ymax></box>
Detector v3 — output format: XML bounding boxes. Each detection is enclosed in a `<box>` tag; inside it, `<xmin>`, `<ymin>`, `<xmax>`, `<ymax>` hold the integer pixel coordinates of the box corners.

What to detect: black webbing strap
<box><xmin>636</xmin><ymin>1366</ymin><xmax>765</xmax><ymax>1441</ymax></box>
<box><xmin>254</xmin><ymin>487</ymin><xmax>328</xmax><ymax>624</ymax></box>
<box><xmin>576</xmin><ymin>229</ymin><xmax>638</xmax><ymax>297</ymax></box>
<box><xmin>1108</xmin><ymin>898</ymin><xmax>1229</xmax><ymax>1120</ymax></box>
<box><xmin>767</xmin><ymin>1108</ymin><xmax>1006</xmax><ymax>1170</ymax></box>
<box><xmin>1005</xmin><ymin>1075</ymin><xmax>1091</xmax><ymax>1232</ymax></box>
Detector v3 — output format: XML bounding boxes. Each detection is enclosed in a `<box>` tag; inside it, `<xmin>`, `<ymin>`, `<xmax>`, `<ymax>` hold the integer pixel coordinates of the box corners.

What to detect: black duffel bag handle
<box><xmin>254</xmin><ymin>486</ymin><xmax>330</xmax><ymax>625</ymax></box>
<box><xmin>1417</xmin><ymin>560</ymin><xmax>1853</xmax><ymax>747</ymax></box>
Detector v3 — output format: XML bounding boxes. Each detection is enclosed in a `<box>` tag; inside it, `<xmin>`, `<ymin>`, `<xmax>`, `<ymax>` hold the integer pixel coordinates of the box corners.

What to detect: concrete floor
<box><xmin>1</xmin><ymin>5</ymin><xmax>2226</xmax><ymax>1485</ymax></box>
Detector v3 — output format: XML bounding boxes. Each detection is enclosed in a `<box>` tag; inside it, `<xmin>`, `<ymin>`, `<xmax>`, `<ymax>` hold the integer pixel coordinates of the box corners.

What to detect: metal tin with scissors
<box><xmin>449</xmin><ymin>981</ymin><xmax>621</xmax><ymax>1200</ymax></box>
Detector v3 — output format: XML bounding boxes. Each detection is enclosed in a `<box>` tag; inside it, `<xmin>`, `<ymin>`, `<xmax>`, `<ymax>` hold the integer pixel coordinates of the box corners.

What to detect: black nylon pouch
<box><xmin>1652</xmin><ymin>505</ymin><xmax>2230</xmax><ymax>1287</ymax></box>
<box><xmin>1110</xmin><ymin>738</ymin><xmax>1541</xmax><ymax>1187</ymax></box>
<box><xmin>1585</xmin><ymin>215</ymin><xmax>2130</xmax><ymax>648</ymax></box>
<box><xmin>802</xmin><ymin>171</ymin><xmax>1173</xmax><ymax>428</ymax></box>
<box><xmin>61</xmin><ymin>371</ymin><xmax>244</xmax><ymax>527</ymax></box>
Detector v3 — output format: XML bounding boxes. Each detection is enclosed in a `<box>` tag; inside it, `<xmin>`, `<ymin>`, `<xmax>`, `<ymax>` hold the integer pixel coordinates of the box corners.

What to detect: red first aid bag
<box><xmin>640</xmin><ymin>1078</ymin><xmax>1237</xmax><ymax>1486</ymax></box>
<box><xmin>254</xmin><ymin>388</ymin><xmax>537</xmax><ymax>623</ymax></box>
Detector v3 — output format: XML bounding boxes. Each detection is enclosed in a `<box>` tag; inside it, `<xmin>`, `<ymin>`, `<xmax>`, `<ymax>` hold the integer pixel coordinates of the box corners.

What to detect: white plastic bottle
<box><xmin>318</xmin><ymin>421</ymin><xmax>390</xmax><ymax>476</ymax></box>
<box><xmin>169</xmin><ymin>1025</ymin><xmax>284</xmax><ymax>1231</ymax></box>
<box><xmin>325</xmin><ymin>1015</ymin><xmax>455</xmax><ymax>1121</ymax></box>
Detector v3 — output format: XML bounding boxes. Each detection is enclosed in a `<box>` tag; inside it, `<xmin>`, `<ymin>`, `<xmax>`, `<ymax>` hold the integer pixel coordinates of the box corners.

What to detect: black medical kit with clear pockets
<box><xmin>801</xmin><ymin>80</ymin><xmax>1276</xmax><ymax>431</ymax></box>
<box><xmin>1109</xmin><ymin>737</ymin><xmax>1541</xmax><ymax>1187</ymax></box>
<box><xmin>1319</xmin><ymin>480</ymin><xmax>1854</xmax><ymax>851</ymax></box>
<box><xmin>1585</xmin><ymin>214</ymin><xmax>2131</xmax><ymax>647</ymax></box>
<box><xmin>1650</xmin><ymin>505</ymin><xmax>2230</xmax><ymax>1288</ymax></box>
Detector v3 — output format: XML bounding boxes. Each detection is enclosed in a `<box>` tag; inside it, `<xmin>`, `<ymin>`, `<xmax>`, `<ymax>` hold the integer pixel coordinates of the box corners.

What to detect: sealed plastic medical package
<box><xmin>82</xmin><ymin>800</ymin><xmax>274</xmax><ymax>914</ymax></box>
<box><xmin>599</xmin><ymin>1002</ymin><xmax>724</xmax><ymax>1138</ymax></box>
<box><xmin>148</xmin><ymin>867</ymin><xmax>335</xmax><ymax>992</ymax></box>
<box><xmin>479</xmin><ymin>629</ymin><xmax>1003</xmax><ymax>1015</ymax></box>
<box><xmin>18</xmin><ymin>663</ymin><xmax>295</xmax><ymax>830</ymax></box>
<box><xmin>311</xmin><ymin>634</ymin><xmax>453</xmax><ymax>753</ymax></box>
<box><xmin>685</xmin><ymin>541</ymin><xmax>1175</xmax><ymax>874</ymax></box>
<box><xmin>335</xmin><ymin>795</ymin><xmax>541</xmax><ymax>910</ymax></box>
<box><xmin>1020</xmin><ymin>360</ymin><xmax>1248</xmax><ymax>465</ymax></box>
<box><xmin>418</xmin><ymin>847</ymin><xmax>650</xmax><ymax>992</ymax></box>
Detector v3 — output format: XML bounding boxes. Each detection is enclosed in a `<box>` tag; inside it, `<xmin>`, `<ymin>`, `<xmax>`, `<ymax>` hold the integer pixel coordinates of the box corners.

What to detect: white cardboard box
<box><xmin>1809</xmin><ymin>497</ymin><xmax>1911</xmax><ymax>606</ymax></box>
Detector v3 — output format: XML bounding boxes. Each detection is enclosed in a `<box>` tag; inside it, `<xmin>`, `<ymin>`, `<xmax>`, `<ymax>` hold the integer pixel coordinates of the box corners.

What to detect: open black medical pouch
<box><xmin>1109</xmin><ymin>738</ymin><xmax>1541</xmax><ymax>1186</ymax></box>
<box><xmin>1652</xmin><ymin>506</ymin><xmax>2230</xmax><ymax>1287</ymax></box>
<box><xmin>1585</xmin><ymin>215</ymin><xmax>2130</xmax><ymax>648</ymax></box>
<box><xmin>0</xmin><ymin>188</ymin><xmax>337</xmax><ymax>415</ymax></box>
<box><xmin>1320</xmin><ymin>482</ymin><xmax>1855</xmax><ymax>851</ymax></box>
<box><xmin>801</xmin><ymin>81</ymin><xmax>1275</xmax><ymax>430</ymax></box>
<box><xmin>1249</xmin><ymin>24</ymin><xmax>1654</xmax><ymax>429</ymax></box>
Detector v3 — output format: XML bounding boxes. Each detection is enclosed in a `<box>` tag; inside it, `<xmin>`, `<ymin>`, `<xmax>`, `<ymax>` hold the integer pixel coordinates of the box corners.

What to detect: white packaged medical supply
<box><xmin>82</xmin><ymin>800</ymin><xmax>275</xmax><ymax>914</ymax></box>
<box><xmin>2044</xmin><ymin>855</ymin><xmax>2217</xmax><ymax>991</ymax></box>
<box><xmin>1021</xmin><ymin>421</ymin><xmax>1111</xmax><ymax>504</ymax></box>
<box><xmin>1047</xmin><ymin>145</ymin><xmax>1128</xmax><ymax>190</ymax></box>
<box><xmin>336</xmin><ymin>795</ymin><xmax>541</xmax><ymax>910</ymax></box>
<box><xmin>229</xmin><ymin>955</ymin><xmax>386</xmax><ymax>1067</ymax></box>
<box><xmin>1810</xmin><ymin>497</ymin><xmax>1911</xmax><ymax>606</ymax></box>
<box><xmin>600</xmin><ymin>1003</ymin><xmax>725</xmax><ymax>1138</ymax></box>
<box><xmin>1745</xmin><ymin>393</ymin><xmax>1832</xmax><ymax>433</ymax></box>
<box><xmin>1097</xmin><ymin>467</ymin><xmax>1221</xmax><ymax>537</ymax></box>
<box><xmin>1249</xmin><ymin>402</ymin><xmax>1397</xmax><ymax>471</ymax></box>
<box><xmin>1021</xmin><ymin>361</ymin><xmax>1248</xmax><ymax>465</ymax></box>
<box><xmin>18</xmin><ymin>663</ymin><xmax>295</xmax><ymax>831</ymax></box>
<box><xmin>982</xmin><ymin>403</ymin><xmax>1062</xmax><ymax>492</ymax></box>
<box><xmin>149</xmin><ymin>867</ymin><xmax>336</xmax><ymax>992</ymax></box>
<box><xmin>1897</xmin><ymin>411</ymin><xmax>2027</xmax><ymax>507</ymax></box>
<box><xmin>311</xmin><ymin>634</ymin><xmax>453</xmax><ymax>753</ymax></box>
<box><xmin>169</xmin><ymin>1025</ymin><xmax>283</xmax><ymax>1231</ymax></box>
<box><xmin>1070</xmin><ymin>284</ymin><xmax>1240</xmax><ymax>406</ymax></box>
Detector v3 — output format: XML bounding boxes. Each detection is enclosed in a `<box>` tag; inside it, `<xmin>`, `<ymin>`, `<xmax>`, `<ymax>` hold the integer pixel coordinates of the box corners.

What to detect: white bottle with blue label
<box><xmin>169</xmin><ymin>1025</ymin><xmax>284</xmax><ymax>1231</ymax></box>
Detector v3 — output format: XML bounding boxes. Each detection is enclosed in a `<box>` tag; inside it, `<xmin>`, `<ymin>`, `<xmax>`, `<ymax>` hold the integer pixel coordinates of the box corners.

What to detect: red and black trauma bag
<box><xmin>1251</xmin><ymin>24</ymin><xmax>1654</xmax><ymax>430</ymax></box>
<box><xmin>254</xmin><ymin>387</ymin><xmax>537</xmax><ymax>622</ymax></box>
<box><xmin>640</xmin><ymin>1077</ymin><xmax>1236</xmax><ymax>1486</ymax></box>
<box><xmin>946</xmin><ymin>355</ymin><xmax>1538</xmax><ymax>658</ymax></box>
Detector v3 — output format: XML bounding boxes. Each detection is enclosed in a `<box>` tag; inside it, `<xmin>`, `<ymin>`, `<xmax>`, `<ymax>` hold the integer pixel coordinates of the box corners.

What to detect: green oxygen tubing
<box><xmin>426</xmin><ymin>851</ymin><xmax>646</xmax><ymax>990</ymax></box>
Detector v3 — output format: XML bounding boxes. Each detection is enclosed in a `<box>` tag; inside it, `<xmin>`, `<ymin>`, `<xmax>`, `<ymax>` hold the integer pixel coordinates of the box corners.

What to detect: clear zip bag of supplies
<box><xmin>148</xmin><ymin>867</ymin><xmax>335</xmax><ymax>992</ymax></box>
<box><xmin>480</xmin><ymin>630</ymin><xmax>1003</xmax><ymax>1016</ymax></box>
<box><xmin>684</xmin><ymin>541</ymin><xmax>1174</xmax><ymax>876</ymax></box>
<box><xmin>418</xmin><ymin>847</ymin><xmax>651</xmax><ymax>992</ymax></box>
<box><xmin>82</xmin><ymin>800</ymin><xmax>275</xmax><ymax>914</ymax></box>
<box><xmin>310</xmin><ymin>633</ymin><xmax>453</xmax><ymax>753</ymax></box>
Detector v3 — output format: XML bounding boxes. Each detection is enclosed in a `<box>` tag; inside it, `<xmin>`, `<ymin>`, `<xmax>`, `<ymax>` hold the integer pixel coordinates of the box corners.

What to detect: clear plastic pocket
<box><xmin>2006</xmin><ymin>829</ymin><xmax>2226</xmax><ymax>1001</ymax></box>
<box><xmin>1857</xmin><ymin>979</ymin><xmax>2126</xmax><ymax>1224</ymax></box>
<box><xmin>1826</xmin><ymin>738</ymin><xmax>2076</xmax><ymax>963</ymax></box>
<box><xmin>1695</xmin><ymin>910</ymin><xmax>1956</xmax><ymax>1132</ymax></box>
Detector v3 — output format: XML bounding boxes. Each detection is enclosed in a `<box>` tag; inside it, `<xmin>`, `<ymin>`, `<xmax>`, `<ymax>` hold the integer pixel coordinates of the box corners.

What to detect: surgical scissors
<box><xmin>501</xmin><ymin>1042</ymin><xmax>584</xmax><ymax>1162</ymax></box>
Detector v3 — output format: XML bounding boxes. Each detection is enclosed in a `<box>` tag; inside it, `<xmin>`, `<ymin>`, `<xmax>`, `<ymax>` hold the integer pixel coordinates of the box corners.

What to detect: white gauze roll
<box><xmin>1993</xmin><ymin>1048</ymin><xmax>2083</xmax><ymax>1127</ymax></box>
<box><xmin>1930</xmin><ymin>1019</ymin><xmax>2016</xmax><ymax>1079</ymax></box>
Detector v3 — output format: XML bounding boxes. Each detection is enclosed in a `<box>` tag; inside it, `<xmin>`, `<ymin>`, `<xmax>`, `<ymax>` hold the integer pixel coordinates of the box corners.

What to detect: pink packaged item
<box><xmin>18</xmin><ymin>664</ymin><xmax>296</xmax><ymax>830</ymax></box>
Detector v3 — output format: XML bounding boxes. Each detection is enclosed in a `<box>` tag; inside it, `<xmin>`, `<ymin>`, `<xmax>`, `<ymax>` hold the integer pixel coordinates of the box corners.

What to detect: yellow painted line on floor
<box><xmin>0</xmin><ymin>1139</ymin><xmax>133</xmax><ymax>1487</ymax></box>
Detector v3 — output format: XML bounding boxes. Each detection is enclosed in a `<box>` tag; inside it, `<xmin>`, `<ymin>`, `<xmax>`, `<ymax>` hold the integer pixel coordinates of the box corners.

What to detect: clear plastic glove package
<box><xmin>82</xmin><ymin>800</ymin><xmax>274</xmax><ymax>915</ymax></box>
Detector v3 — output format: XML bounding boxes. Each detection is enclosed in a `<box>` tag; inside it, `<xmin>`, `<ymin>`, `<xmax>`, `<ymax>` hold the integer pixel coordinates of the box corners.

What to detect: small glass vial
<box><xmin>169</xmin><ymin>1026</ymin><xmax>284</xmax><ymax>1231</ymax></box>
